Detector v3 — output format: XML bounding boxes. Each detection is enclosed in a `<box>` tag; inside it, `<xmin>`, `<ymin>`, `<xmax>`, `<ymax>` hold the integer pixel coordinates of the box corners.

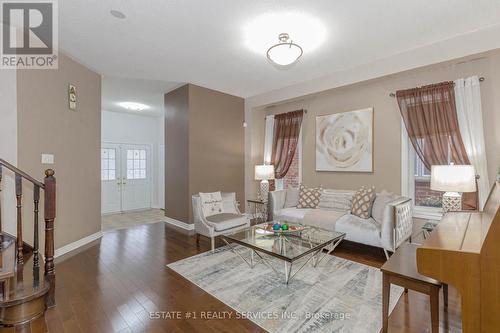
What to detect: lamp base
<box><xmin>442</xmin><ymin>192</ymin><xmax>462</xmax><ymax>212</ymax></box>
<box><xmin>259</xmin><ymin>180</ymin><xmax>270</xmax><ymax>203</ymax></box>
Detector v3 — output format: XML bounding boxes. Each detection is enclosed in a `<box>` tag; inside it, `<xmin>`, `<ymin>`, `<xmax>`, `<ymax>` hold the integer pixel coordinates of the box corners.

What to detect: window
<box><xmin>126</xmin><ymin>149</ymin><xmax>147</xmax><ymax>179</ymax></box>
<box><xmin>402</xmin><ymin>125</ymin><xmax>445</xmax><ymax>219</ymax></box>
<box><xmin>101</xmin><ymin>148</ymin><xmax>116</xmax><ymax>181</ymax></box>
<box><xmin>413</xmin><ymin>154</ymin><xmax>443</xmax><ymax>208</ymax></box>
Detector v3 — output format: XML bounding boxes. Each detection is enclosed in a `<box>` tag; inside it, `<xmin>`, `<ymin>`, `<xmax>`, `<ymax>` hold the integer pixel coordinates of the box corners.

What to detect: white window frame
<box><xmin>401</xmin><ymin>120</ymin><xmax>443</xmax><ymax>220</ymax></box>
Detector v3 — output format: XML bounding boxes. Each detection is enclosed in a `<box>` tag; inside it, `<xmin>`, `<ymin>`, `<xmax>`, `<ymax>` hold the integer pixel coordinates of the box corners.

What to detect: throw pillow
<box><xmin>351</xmin><ymin>186</ymin><xmax>376</xmax><ymax>219</ymax></box>
<box><xmin>297</xmin><ymin>184</ymin><xmax>322</xmax><ymax>209</ymax></box>
<box><xmin>318</xmin><ymin>190</ymin><xmax>354</xmax><ymax>212</ymax></box>
<box><xmin>371</xmin><ymin>190</ymin><xmax>398</xmax><ymax>225</ymax></box>
<box><xmin>199</xmin><ymin>191</ymin><xmax>223</xmax><ymax>217</ymax></box>
<box><xmin>284</xmin><ymin>188</ymin><xmax>299</xmax><ymax>208</ymax></box>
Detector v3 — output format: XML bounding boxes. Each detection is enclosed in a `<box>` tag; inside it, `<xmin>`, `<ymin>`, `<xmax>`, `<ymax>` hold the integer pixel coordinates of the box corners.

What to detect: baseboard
<box><xmin>163</xmin><ymin>217</ymin><xmax>194</xmax><ymax>231</ymax></box>
<box><xmin>54</xmin><ymin>231</ymin><xmax>103</xmax><ymax>258</ymax></box>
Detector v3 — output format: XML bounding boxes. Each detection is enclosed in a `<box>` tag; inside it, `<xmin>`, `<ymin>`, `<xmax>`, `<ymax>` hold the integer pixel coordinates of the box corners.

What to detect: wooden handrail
<box><xmin>0</xmin><ymin>160</ymin><xmax>56</xmax><ymax>307</ymax></box>
<box><xmin>0</xmin><ymin>159</ymin><xmax>44</xmax><ymax>188</ymax></box>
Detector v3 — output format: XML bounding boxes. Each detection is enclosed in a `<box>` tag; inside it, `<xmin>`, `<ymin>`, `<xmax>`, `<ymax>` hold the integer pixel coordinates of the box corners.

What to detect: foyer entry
<box><xmin>101</xmin><ymin>143</ymin><xmax>152</xmax><ymax>213</ymax></box>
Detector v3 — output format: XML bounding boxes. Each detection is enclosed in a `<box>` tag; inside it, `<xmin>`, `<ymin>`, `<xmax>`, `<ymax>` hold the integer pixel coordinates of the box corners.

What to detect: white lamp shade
<box><xmin>430</xmin><ymin>165</ymin><xmax>477</xmax><ymax>192</ymax></box>
<box><xmin>255</xmin><ymin>165</ymin><xmax>275</xmax><ymax>180</ymax></box>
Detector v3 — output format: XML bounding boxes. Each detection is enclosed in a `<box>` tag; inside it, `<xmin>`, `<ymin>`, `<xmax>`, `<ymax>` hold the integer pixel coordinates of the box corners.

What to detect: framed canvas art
<box><xmin>316</xmin><ymin>107</ymin><xmax>373</xmax><ymax>172</ymax></box>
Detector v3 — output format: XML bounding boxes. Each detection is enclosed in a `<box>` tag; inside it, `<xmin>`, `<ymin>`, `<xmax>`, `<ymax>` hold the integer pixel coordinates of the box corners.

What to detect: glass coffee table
<box><xmin>222</xmin><ymin>222</ymin><xmax>345</xmax><ymax>284</ymax></box>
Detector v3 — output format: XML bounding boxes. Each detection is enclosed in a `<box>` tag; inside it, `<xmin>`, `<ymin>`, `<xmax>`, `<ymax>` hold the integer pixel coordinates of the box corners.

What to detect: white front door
<box><xmin>121</xmin><ymin>144</ymin><xmax>151</xmax><ymax>211</ymax></box>
<box><xmin>101</xmin><ymin>144</ymin><xmax>121</xmax><ymax>214</ymax></box>
<box><xmin>101</xmin><ymin>143</ymin><xmax>151</xmax><ymax>214</ymax></box>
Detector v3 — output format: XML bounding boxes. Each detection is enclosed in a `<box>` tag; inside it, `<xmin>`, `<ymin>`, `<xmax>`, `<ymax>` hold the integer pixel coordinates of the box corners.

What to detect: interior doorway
<box><xmin>101</xmin><ymin>143</ymin><xmax>152</xmax><ymax>213</ymax></box>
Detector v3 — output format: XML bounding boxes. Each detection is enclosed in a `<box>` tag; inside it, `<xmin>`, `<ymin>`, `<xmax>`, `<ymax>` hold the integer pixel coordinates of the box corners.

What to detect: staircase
<box><xmin>0</xmin><ymin>159</ymin><xmax>56</xmax><ymax>329</ymax></box>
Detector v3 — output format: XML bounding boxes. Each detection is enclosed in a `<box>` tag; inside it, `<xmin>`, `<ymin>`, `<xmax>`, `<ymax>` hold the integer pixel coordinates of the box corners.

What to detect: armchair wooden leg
<box><xmin>196</xmin><ymin>233</ymin><xmax>200</xmax><ymax>245</ymax></box>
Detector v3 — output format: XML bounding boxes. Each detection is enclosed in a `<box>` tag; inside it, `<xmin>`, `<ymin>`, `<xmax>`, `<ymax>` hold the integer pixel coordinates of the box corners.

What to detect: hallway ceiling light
<box><xmin>267</xmin><ymin>33</ymin><xmax>303</xmax><ymax>66</ymax></box>
<box><xmin>118</xmin><ymin>102</ymin><xmax>149</xmax><ymax>111</ymax></box>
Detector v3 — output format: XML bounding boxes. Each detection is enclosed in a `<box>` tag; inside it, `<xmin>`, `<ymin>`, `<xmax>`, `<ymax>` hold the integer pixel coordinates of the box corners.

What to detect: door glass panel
<box><xmin>126</xmin><ymin>149</ymin><xmax>147</xmax><ymax>179</ymax></box>
<box><xmin>101</xmin><ymin>148</ymin><xmax>117</xmax><ymax>181</ymax></box>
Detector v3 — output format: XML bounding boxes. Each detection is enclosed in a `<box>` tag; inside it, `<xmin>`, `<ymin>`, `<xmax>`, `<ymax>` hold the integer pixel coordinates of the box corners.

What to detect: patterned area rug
<box><xmin>167</xmin><ymin>245</ymin><xmax>403</xmax><ymax>333</ymax></box>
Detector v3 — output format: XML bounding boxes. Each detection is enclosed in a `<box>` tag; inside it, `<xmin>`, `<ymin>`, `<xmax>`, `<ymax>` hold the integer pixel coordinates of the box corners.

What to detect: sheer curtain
<box><xmin>454</xmin><ymin>76</ymin><xmax>490</xmax><ymax>210</ymax></box>
<box><xmin>272</xmin><ymin>110</ymin><xmax>304</xmax><ymax>179</ymax></box>
<box><xmin>263</xmin><ymin>115</ymin><xmax>275</xmax><ymax>164</ymax></box>
<box><xmin>396</xmin><ymin>82</ymin><xmax>477</xmax><ymax>210</ymax></box>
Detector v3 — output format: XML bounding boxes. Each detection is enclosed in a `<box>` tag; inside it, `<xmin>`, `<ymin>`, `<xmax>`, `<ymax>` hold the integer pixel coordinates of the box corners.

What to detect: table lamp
<box><xmin>430</xmin><ymin>164</ymin><xmax>476</xmax><ymax>212</ymax></box>
<box><xmin>255</xmin><ymin>165</ymin><xmax>275</xmax><ymax>202</ymax></box>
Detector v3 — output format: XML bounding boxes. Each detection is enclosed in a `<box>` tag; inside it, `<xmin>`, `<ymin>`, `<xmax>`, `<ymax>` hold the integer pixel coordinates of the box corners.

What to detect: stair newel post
<box><xmin>33</xmin><ymin>185</ymin><xmax>40</xmax><ymax>268</ymax></box>
<box><xmin>43</xmin><ymin>169</ymin><xmax>56</xmax><ymax>307</ymax></box>
<box><xmin>15</xmin><ymin>174</ymin><xmax>23</xmax><ymax>264</ymax></box>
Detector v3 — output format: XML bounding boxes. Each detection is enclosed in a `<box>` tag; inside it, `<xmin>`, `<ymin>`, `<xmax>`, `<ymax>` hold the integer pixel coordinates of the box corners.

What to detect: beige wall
<box><xmin>17</xmin><ymin>53</ymin><xmax>102</xmax><ymax>249</ymax></box>
<box><xmin>165</xmin><ymin>84</ymin><xmax>245</xmax><ymax>223</ymax></box>
<box><xmin>249</xmin><ymin>50</ymin><xmax>500</xmax><ymax>198</ymax></box>
<box><xmin>188</xmin><ymin>84</ymin><xmax>245</xmax><ymax>221</ymax></box>
<box><xmin>165</xmin><ymin>85</ymin><xmax>190</xmax><ymax>222</ymax></box>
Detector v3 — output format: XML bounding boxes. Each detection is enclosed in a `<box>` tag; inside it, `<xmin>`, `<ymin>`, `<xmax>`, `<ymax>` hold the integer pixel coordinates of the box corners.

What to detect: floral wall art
<box><xmin>316</xmin><ymin>108</ymin><xmax>373</xmax><ymax>172</ymax></box>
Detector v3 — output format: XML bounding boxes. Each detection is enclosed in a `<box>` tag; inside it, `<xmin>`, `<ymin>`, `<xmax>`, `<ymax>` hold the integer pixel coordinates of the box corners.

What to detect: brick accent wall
<box><xmin>283</xmin><ymin>147</ymin><xmax>300</xmax><ymax>189</ymax></box>
<box><xmin>415</xmin><ymin>178</ymin><xmax>443</xmax><ymax>207</ymax></box>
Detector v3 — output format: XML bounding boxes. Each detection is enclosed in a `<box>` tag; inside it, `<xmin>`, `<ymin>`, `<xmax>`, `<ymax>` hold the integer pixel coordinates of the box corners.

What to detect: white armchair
<box><xmin>192</xmin><ymin>192</ymin><xmax>250</xmax><ymax>252</ymax></box>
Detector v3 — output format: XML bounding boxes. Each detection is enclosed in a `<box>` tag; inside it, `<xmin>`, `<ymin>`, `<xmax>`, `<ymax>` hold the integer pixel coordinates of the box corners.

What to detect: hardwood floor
<box><xmin>10</xmin><ymin>222</ymin><xmax>462</xmax><ymax>332</ymax></box>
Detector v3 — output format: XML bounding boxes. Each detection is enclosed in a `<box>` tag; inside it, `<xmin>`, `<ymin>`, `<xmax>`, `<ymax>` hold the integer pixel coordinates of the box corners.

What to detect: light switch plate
<box><xmin>41</xmin><ymin>154</ymin><xmax>54</xmax><ymax>164</ymax></box>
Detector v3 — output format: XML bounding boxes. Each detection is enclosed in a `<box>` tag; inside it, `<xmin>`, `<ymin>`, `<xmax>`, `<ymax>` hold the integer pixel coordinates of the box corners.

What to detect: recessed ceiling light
<box><xmin>244</xmin><ymin>12</ymin><xmax>326</xmax><ymax>57</ymax></box>
<box><xmin>110</xmin><ymin>10</ymin><xmax>126</xmax><ymax>19</ymax></box>
<box><xmin>118</xmin><ymin>102</ymin><xmax>149</xmax><ymax>111</ymax></box>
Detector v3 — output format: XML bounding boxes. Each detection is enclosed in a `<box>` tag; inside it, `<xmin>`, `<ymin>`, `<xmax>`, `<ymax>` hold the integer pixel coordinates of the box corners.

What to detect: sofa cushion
<box><xmin>199</xmin><ymin>192</ymin><xmax>224</xmax><ymax>217</ymax></box>
<box><xmin>351</xmin><ymin>186</ymin><xmax>376</xmax><ymax>218</ymax></box>
<box><xmin>297</xmin><ymin>184</ymin><xmax>322</xmax><ymax>208</ymax></box>
<box><xmin>275</xmin><ymin>207</ymin><xmax>313</xmax><ymax>223</ymax></box>
<box><xmin>205</xmin><ymin>213</ymin><xmax>247</xmax><ymax>231</ymax></box>
<box><xmin>318</xmin><ymin>190</ymin><xmax>354</xmax><ymax>212</ymax></box>
<box><xmin>371</xmin><ymin>191</ymin><xmax>398</xmax><ymax>225</ymax></box>
<box><xmin>302</xmin><ymin>209</ymin><xmax>347</xmax><ymax>231</ymax></box>
<box><xmin>284</xmin><ymin>188</ymin><xmax>299</xmax><ymax>208</ymax></box>
<box><xmin>336</xmin><ymin>214</ymin><xmax>382</xmax><ymax>248</ymax></box>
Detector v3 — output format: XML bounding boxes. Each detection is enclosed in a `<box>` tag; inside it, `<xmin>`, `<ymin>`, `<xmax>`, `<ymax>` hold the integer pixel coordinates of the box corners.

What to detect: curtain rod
<box><xmin>265</xmin><ymin>109</ymin><xmax>307</xmax><ymax>119</ymax></box>
<box><xmin>389</xmin><ymin>77</ymin><xmax>485</xmax><ymax>98</ymax></box>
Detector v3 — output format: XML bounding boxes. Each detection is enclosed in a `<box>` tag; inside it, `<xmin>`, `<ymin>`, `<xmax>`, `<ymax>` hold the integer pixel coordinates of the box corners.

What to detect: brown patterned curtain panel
<box><xmin>271</xmin><ymin>110</ymin><xmax>304</xmax><ymax>179</ymax></box>
<box><xmin>396</xmin><ymin>82</ymin><xmax>477</xmax><ymax>210</ymax></box>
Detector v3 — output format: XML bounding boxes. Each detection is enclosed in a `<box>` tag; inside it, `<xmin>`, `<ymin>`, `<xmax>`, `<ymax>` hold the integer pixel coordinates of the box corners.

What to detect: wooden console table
<box><xmin>381</xmin><ymin>243</ymin><xmax>447</xmax><ymax>333</ymax></box>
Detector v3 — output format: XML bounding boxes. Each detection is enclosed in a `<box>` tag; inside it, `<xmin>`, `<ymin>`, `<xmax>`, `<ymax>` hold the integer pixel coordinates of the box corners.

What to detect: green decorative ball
<box><xmin>281</xmin><ymin>224</ymin><xmax>289</xmax><ymax>231</ymax></box>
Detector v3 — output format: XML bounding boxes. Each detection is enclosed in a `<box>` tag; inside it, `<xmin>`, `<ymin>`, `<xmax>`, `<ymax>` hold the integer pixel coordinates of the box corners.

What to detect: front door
<box><xmin>101</xmin><ymin>143</ymin><xmax>151</xmax><ymax>214</ymax></box>
<box><xmin>121</xmin><ymin>144</ymin><xmax>151</xmax><ymax>211</ymax></box>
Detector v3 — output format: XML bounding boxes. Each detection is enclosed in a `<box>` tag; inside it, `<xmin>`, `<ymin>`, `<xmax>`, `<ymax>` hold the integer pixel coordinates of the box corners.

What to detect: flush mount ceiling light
<box><xmin>118</xmin><ymin>102</ymin><xmax>149</xmax><ymax>111</ymax></box>
<box><xmin>267</xmin><ymin>33</ymin><xmax>303</xmax><ymax>66</ymax></box>
<box><xmin>110</xmin><ymin>10</ymin><xmax>126</xmax><ymax>19</ymax></box>
<box><xmin>244</xmin><ymin>12</ymin><xmax>326</xmax><ymax>66</ymax></box>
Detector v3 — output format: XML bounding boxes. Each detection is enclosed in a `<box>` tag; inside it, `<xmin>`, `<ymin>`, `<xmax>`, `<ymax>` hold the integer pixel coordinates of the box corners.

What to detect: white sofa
<box><xmin>269</xmin><ymin>188</ymin><xmax>413</xmax><ymax>259</ymax></box>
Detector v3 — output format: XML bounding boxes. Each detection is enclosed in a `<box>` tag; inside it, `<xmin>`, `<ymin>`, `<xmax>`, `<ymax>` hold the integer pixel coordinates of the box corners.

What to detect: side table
<box><xmin>247</xmin><ymin>199</ymin><xmax>268</xmax><ymax>224</ymax></box>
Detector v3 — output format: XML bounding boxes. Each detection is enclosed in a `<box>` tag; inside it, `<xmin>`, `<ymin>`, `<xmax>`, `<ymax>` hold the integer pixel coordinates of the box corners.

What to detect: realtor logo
<box><xmin>1</xmin><ymin>0</ymin><xmax>58</xmax><ymax>69</ymax></box>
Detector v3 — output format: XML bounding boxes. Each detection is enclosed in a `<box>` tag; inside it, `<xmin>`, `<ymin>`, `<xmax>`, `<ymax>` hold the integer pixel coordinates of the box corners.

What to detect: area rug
<box><xmin>167</xmin><ymin>245</ymin><xmax>403</xmax><ymax>333</ymax></box>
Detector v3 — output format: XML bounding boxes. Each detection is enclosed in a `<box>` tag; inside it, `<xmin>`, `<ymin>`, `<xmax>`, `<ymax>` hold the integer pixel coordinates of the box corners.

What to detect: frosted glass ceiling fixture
<box><xmin>118</xmin><ymin>102</ymin><xmax>149</xmax><ymax>111</ymax></box>
<box><xmin>267</xmin><ymin>33</ymin><xmax>303</xmax><ymax>66</ymax></box>
<box><xmin>244</xmin><ymin>12</ymin><xmax>326</xmax><ymax>67</ymax></box>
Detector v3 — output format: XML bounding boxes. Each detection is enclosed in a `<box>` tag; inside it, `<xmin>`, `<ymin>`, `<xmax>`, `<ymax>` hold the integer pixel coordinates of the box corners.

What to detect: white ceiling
<box><xmin>102</xmin><ymin>77</ymin><xmax>180</xmax><ymax>117</ymax></box>
<box><xmin>60</xmin><ymin>1</ymin><xmax>500</xmax><ymax>98</ymax></box>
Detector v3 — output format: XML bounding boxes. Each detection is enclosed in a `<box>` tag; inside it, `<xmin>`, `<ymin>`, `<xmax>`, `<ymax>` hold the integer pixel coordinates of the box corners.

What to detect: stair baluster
<box><xmin>44</xmin><ymin>169</ymin><xmax>56</xmax><ymax>307</ymax></box>
<box><xmin>33</xmin><ymin>185</ymin><xmax>40</xmax><ymax>268</ymax></box>
<box><xmin>15</xmin><ymin>174</ymin><xmax>23</xmax><ymax>264</ymax></box>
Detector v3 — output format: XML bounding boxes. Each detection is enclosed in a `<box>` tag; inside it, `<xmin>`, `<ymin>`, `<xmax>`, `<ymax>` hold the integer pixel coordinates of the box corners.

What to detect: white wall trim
<box><xmin>54</xmin><ymin>231</ymin><xmax>103</xmax><ymax>258</ymax></box>
<box><xmin>163</xmin><ymin>217</ymin><xmax>195</xmax><ymax>231</ymax></box>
